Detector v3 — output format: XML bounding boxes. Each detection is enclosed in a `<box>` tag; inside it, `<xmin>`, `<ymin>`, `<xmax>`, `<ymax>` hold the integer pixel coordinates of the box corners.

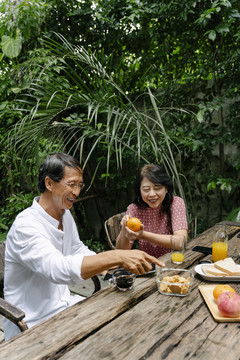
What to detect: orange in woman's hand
<box><xmin>126</xmin><ymin>217</ymin><xmax>142</xmax><ymax>232</ymax></box>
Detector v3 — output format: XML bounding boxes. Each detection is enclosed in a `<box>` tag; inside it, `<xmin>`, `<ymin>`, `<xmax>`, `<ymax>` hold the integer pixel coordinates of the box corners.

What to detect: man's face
<box><xmin>50</xmin><ymin>166</ymin><xmax>83</xmax><ymax>211</ymax></box>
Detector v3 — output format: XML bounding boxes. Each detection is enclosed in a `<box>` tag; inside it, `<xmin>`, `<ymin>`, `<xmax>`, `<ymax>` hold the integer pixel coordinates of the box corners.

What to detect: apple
<box><xmin>217</xmin><ymin>292</ymin><xmax>240</xmax><ymax>318</ymax></box>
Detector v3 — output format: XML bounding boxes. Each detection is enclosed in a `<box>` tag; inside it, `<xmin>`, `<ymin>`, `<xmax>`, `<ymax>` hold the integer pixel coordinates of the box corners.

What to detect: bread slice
<box><xmin>201</xmin><ymin>265</ymin><xmax>231</xmax><ymax>277</ymax></box>
<box><xmin>214</xmin><ymin>257</ymin><xmax>240</xmax><ymax>275</ymax></box>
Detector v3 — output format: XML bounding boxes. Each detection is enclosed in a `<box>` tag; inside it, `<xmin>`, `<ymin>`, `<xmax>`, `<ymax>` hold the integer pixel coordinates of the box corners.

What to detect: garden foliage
<box><xmin>0</xmin><ymin>0</ymin><xmax>239</xmax><ymax>246</ymax></box>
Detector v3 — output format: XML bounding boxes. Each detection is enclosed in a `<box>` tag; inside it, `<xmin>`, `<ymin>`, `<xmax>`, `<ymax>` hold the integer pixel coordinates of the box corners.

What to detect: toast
<box><xmin>201</xmin><ymin>265</ymin><xmax>231</xmax><ymax>277</ymax></box>
<box><xmin>202</xmin><ymin>257</ymin><xmax>240</xmax><ymax>277</ymax></box>
<box><xmin>214</xmin><ymin>257</ymin><xmax>240</xmax><ymax>275</ymax></box>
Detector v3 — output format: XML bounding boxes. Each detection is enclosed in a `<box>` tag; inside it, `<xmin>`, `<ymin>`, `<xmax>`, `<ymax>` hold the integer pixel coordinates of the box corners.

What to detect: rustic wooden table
<box><xmin>0</xmin><ymin>222</ymin><xmax>240</xmax><ymax>360</ymax></box>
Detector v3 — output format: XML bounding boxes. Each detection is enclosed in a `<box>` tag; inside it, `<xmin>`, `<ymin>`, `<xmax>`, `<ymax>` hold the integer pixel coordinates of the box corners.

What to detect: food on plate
<box><xmin>213</xmin><ymin>284</ymin><xmax>236</xmax><ymax>301</ymax></box>
<box><xmin>201</xmin><ymin>257</ymin><xmax>240</xmax><ymax>277</ymax></box>
<box><xmin>160</xmin><ymin>275</ymin><xmax>190</xmax><ymax>295</ymax></box>
<box><xmin>126</xmin><ymin>217</ymin><xmax>142</xmax><ymax>232</ymax></box>
<box><xmin>201</xmin><ymin>266</ymin><xmax>229</xmax><ymax>277</ymax></box>
<box><xmin>214</xmin><ymin>257</ymin><xmax>240</xmax><ymax>275</ymax></box>
<box><xmin>217</xmin><ymin>292</ymin><xmax>240</xmax><ymax>318</ymax></box>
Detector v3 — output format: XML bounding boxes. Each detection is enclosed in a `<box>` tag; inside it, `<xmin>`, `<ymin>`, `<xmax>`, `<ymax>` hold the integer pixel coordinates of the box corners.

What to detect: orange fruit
<box><xmin>213</xmin><ymin>284</ymin><xmax>236</xmax><ymax>301</ymax></box>
<box><xmin>126</xmin><ymin>217</ymin><xmax>142</xmax><ymax>232</ymax></box>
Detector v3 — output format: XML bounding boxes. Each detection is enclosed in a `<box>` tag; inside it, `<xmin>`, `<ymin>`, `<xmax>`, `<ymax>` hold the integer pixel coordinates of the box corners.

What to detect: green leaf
<box><xmin>220</xmin><ymin>183</ymin><xmax>231</xmax><ymax>192</ymax></box>
<box><xmin>196</xmin><ymin>109</ymin><xmax>204</xmax><ymax>123</ymax></box>
<box><xmin>220</xmin><ymin>0</ymin><xmax>232</xmax><ymax>8</ymax></box>
<box><xmin>226</xmin><ymin>207</ymin><xmax>240</xmax><ymax>221</ymax></box>
<box><xmin>207</xmin><ymin>181</ymin><xmax>216</xmax><ymax>192</ymax></box>
<box><xmin>230</xmin><ymin>9</ymin><xmax>240</xmax><ymax>18</ymax></box>
<box><xmin>216</xmin><ymin>24</ymin><xmax>229</xmax><ymax>34</ymax></box>
<box><xmin>208</xmin><ymin>30</ymin><xmax>216</xmax><ymax>41</ymax></box>
<box><xmin>1</xmin><ymin>31</ymin><xmax>22</xmax><ymax>59</ymax></box>
<box><xmin>192</xmin><ymin>140</ymin><xmax>204</xmax><ymax>151</ymax></box>
<box><xmin>11</xmin><ymin>87</ymin><xmax>22</xmax><ymax>94</ymax></box>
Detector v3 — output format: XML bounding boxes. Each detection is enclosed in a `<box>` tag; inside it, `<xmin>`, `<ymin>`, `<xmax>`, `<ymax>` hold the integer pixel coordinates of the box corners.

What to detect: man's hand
<box><xmin>81</xmin><ymin>249</ymin><xmax>165</xmax><ymax>279</ymax></box>
<box><xmin>117</xmin><ymin>249</ymin><xmax>165</xmax><ymax>276</ymax></box>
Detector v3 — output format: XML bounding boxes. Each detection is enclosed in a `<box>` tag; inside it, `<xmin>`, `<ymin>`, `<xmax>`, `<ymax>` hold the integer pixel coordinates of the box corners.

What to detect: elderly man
<box><xmin>4</xmin><ymin>153</ymin><xmax>164</xmax><ymax>340</ymax></box>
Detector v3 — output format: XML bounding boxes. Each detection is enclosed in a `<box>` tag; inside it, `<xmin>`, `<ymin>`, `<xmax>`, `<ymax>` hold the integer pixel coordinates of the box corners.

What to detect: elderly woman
<box><xmin>116</xmin><ymin>164</ymin><xmax>188</xmax><ymax>258</ymax></box>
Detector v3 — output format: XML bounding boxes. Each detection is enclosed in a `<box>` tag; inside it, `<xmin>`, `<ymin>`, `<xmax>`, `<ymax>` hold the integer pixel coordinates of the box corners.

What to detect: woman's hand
<box><xmin>121</xmin><ymin>214</ymin><xmax>144</xmax><ymax>241</ymax></box>
<box><xmin>120</xmin><ymin>214</ymin><xmax>131</xmax><ymax>227</ymax></box>
<box><xmin>125</xmin><ymin>223</ymin><xmax>144</xmax><ymax>241</ymax></box>
<box><xmin>170</xmin><ymin>233</ymin><xmax>187</xmax><ymax>250</ymax></box>
<box><xmin>116</xmin><ymin>214</ymin><xmax>145</xmax><ymax>250</ymax></box>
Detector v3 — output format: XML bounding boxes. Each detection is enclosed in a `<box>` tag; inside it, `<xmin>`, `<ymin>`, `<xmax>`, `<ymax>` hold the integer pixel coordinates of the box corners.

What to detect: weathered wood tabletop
<box><xmin>0</xmin><ymin>222</ymin><xmax>240</xmax><ymax>360</ymax></box>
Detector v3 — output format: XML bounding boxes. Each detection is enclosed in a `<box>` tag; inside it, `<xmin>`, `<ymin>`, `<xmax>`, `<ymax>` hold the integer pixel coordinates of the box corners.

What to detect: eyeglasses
<box><xmin>60</xmin><ymin>180</ymin><xmax>85</xmax><ymax>191</ymax></box>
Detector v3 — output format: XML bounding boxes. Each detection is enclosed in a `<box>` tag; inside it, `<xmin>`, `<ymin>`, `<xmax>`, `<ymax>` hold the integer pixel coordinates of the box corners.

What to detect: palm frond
<box><xmin>7</xmin><ymin>34</ymin><xmax>194</xmax><ymax>216</ymax></box>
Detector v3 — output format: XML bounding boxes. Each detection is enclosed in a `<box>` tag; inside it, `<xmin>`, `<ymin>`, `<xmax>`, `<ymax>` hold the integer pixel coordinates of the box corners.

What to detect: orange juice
<box><xmin>212</xmin><ymin>242</ymin><xmax>228</xmax><ymax>262</ymax></box>
<box><xmin>172</xmin><ymin>252</ymin><xmax>184</xmax><ymax>264</ymax></box>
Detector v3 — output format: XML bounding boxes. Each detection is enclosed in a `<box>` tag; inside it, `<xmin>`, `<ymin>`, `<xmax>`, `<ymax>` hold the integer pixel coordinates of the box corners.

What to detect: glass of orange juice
<box><xmin>212</xmin><ymin>224</ymin><xmax>228</xmax><ymax>262</ymax></box>
<box><xmin>171</xmin><ymin>236</ymin><xmax>186</xmax><ymax>265</ymax></box>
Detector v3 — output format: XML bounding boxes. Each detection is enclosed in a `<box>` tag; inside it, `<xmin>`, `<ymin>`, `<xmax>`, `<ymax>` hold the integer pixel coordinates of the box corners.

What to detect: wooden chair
<box><xmin>104</xmin><ymin>212</ymin><xmax>125</xmax><ymax>249</ymax></box>
<box><xmin>0</xmin><ymin>298</ymin><xmax>28</xmax><ymax>333</ymax></box>
<box><xmin>0</xmin><ymin>241</ymin><xmax>101</xmax><ymax>338</ymax></box>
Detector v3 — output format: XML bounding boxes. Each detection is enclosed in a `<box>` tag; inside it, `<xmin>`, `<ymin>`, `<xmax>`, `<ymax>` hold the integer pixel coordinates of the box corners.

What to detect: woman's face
<box><xmin>140</xmin><ymin>177</ymin><xmax>168</xmax><ymax>209</ymax></box>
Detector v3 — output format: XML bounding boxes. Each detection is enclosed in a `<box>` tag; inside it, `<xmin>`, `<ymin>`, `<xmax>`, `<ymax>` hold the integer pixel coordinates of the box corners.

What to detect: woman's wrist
<box><xmin>116</xmin><ymin>230</ymin><xmax>131</xmax><ymax>249</ymax></box>
<box><xmin>140</xmin><ymin>230</ymin><xmax>171</xmax><ymax>248</ymax></box>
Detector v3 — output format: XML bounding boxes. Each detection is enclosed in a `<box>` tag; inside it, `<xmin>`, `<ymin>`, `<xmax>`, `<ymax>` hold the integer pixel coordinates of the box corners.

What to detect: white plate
<box><xmin>195</xmin><ymin>264</ymin><xmax>240</xmax><ymax>282</ymax></box>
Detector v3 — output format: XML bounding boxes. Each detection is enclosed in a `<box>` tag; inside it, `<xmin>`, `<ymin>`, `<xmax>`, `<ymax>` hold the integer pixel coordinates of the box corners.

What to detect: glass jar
<box><xmin>212</xmin><ymin>224</ymin><xmax>228</xmax><ymax>262</ymax></box>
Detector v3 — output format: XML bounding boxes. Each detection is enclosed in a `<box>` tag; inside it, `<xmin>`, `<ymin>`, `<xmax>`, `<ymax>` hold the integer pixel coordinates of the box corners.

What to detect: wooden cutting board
<box><xmin>198</xmin><ymin>284</ymin><xmax>240</xmax><ymax>322</ymax></box>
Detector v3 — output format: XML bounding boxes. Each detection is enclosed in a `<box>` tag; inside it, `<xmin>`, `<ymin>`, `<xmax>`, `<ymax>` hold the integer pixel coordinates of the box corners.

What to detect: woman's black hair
<box><xmin>38</xmin><ymin>153</ymin><xmax>82</xmax><ymax>193</ymax></box>
<box><xmin>133</xmin><ymin>164</ymin><xmax>174</xmax><ymax>233</ymax></box>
